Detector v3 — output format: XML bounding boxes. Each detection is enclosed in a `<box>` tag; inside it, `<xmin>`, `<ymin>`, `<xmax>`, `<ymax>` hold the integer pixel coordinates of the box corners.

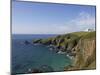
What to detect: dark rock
<box><xmin>32</xmin><ymin>69</ymin><xmax>42</xmax><ymax>73</ymax></box>
<box><xmin>24</xmin><ymin>41</ymin><xmax>30</xmax><ymax>45</ymax></box>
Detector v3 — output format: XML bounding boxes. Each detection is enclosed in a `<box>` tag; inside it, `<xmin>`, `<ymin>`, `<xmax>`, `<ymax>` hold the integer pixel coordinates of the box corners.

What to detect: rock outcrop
<box><xmin>33</xmin><ymin>31</ymin><xmax>96</xmax><ymax>70</ymax></box>
<box><xmin>64</xmin><ymin>31</ymin><xmax>96</xmax><ymax>70</ymax></box>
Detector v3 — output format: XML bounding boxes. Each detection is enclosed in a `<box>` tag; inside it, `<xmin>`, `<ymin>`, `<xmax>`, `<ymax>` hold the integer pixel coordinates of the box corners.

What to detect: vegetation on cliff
<box><xmin>33</xmin><ymin>31</ymin><xmax>96</xmax><ymax>71</ymax></box>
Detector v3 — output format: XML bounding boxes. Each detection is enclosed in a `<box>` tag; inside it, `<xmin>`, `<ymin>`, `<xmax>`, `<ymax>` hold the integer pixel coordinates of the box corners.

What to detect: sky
<box><xmin>12</xmin><ymin>1</ymin><xmax>96</xmax><ymax>34</ymax></box>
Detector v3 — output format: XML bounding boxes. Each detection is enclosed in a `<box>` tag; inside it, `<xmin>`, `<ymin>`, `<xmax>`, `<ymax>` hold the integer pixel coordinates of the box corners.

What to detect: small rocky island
<box><xmin>32</xmin><ymin>31</ymin><xmax>96</xmax><ymax>71</ymax></box>
<box><xmin>24</xmin><ymin>40</ymin><xmax>30</xmax><ymax>45</ymax></box>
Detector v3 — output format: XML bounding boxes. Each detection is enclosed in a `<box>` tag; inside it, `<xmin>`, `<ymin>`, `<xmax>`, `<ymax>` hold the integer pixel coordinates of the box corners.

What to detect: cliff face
<box><xmin>33</xmin><ymin>31</ymin><xmax>96</xmax><ymax>70</ymax></box>
<box><xmin>67</xmin><ymin>39</ymin><xmax>96</xmax><ymax>70</ymax></box>
<box><xmin>64</xmin><ymin>31</ymin><xmax>96</xmax><ymax>70</ymax></box>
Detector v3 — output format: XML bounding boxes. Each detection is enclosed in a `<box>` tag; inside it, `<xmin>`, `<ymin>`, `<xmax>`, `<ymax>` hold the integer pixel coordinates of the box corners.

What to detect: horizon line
<box><xmin>12</xmin><ymin>30</ymin><xmax>92</xmax><ymax>35</ymax></box>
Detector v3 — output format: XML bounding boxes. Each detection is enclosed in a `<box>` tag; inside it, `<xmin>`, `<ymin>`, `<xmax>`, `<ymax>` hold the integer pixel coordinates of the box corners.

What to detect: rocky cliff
<box><xmin>33</xmin><ymin>31</ymin><xmax>96</xmax><ymax>70</ymax></box>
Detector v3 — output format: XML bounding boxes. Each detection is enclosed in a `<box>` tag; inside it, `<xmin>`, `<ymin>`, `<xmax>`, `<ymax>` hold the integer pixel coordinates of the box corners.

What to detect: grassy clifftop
<box><xmin>33</xmin><ymin>31</ymin><xmax>96</xmax><ymax>70</ymax></box>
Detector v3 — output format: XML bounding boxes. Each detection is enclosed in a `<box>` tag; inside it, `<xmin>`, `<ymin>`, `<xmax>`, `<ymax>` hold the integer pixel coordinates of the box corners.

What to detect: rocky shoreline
<box><xmin>23</xmin><ymin>31</ymin><xmax>96</xmax><ymax>72</ymax></box>
<box><xmin>32</xmin><ymin>40</ymin><xmax>76</xmax><ymax>60</ymax></box>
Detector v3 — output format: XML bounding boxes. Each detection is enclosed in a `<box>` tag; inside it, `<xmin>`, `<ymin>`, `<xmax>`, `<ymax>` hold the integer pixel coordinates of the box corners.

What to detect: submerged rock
<box><xmin>40</xmin><ymin>65</ymin><xmax>54</xmax><ymax>72</ymax></box>
<box><xmin>24</xmin><ymin>41</ymin><xmax>30</xmax><ymax>45</ymax></box>
<box><xmin>31</xmin><ymin>69</ymin><xmax>42</xmax><ymax>73</ymax></box>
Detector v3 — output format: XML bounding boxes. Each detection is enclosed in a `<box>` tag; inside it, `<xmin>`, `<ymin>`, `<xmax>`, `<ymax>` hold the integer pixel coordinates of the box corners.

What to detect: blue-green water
<box><xmin>12</xmin><ymin>34</ymin><xmax>72</xmax><ymax>74</ymax></box>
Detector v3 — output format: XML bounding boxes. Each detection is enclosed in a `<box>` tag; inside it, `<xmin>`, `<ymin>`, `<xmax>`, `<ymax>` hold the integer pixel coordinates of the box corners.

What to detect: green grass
<box><xmin>82</xmin><ymin>31</ymin><xmax>96</xmax><ymax>39</ymax></box>
<box><xmin>33</xmin><ymin>31</ymin><xmax>96</xmax><ymax>70</ymax></box>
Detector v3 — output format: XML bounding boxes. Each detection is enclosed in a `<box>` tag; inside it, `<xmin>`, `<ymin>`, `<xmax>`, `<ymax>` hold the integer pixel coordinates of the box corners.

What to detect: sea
<box><xmin>12</xmin><ymin>34</ymin><xmax>72</xmax><ymax>74</ymax></box>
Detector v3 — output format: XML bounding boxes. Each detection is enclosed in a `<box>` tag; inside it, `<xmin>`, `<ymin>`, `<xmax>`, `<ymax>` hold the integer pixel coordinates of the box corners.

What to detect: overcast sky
<box><xmin>12</xmin><ymin>1</ymin><xmax>96</xmax><ymax>34</ymax></box>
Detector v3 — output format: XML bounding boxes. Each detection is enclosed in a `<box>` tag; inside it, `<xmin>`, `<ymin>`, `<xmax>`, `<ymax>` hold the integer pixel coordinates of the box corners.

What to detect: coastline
<box><xmin>32</xmin><ymin>31</ymin><xmax>96</xmax><ymax>71</ymax></box>
<box><xmin>12</xmin><ymin>31</ymin><xmax>96</xmax><ymax>74</ymax></box>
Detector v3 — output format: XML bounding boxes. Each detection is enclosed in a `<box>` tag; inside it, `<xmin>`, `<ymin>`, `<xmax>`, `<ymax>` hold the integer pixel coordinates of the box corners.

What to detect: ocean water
<box><xmin>12</xmin><ymin>34</ymin><xmax>72</xmax><ymax>74</ymax></box>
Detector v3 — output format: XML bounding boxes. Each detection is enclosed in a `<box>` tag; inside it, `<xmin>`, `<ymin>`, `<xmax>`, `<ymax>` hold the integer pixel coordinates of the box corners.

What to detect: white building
<box><xmin>84</xmin><ymin>28</ymin><xmax>95</xmax><ymax>32</ymax></box>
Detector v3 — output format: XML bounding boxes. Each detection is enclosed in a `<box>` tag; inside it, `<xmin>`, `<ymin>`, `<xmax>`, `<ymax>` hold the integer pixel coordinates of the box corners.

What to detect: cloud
<box><xmin>50</xmin><ymin>12</ymin><xmax>96</xmax><ymax>34</ymax></box>
<box><xmin>63</xmin><ymin>12</ymin><xmax>95</xmax><ymax>32</ymax></box>
<box><xmin>73</xmin><ymin>12</ymin><xmax>95</xmax><ymax>26</ymax></box>
<box><xmin>13</xmin><ymin>12</ymin><xmax>95</xmax><ymax>34</ymax></box>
